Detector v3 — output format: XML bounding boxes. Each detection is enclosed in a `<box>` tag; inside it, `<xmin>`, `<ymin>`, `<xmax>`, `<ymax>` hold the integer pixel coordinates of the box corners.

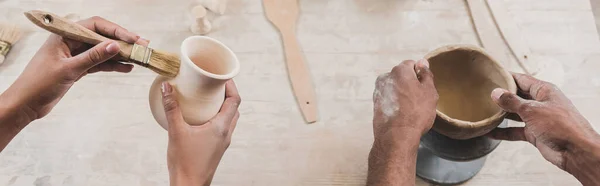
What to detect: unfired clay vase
<box><xmin>425</xmin><ymin>45</ymin><xmax>517</xmax><ymax>139</ymax></box>
<box><xmin>149</xmin><ymin>36</ymin><xmax>240</xmax><ymax>130</ymax></box>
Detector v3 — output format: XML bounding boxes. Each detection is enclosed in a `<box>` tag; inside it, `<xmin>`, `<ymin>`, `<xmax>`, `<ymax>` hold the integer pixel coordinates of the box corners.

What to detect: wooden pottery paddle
<box><xmin>263</xmin><ymin>0</ymin><xmax>318</xmax><ymax>123</ymax></box>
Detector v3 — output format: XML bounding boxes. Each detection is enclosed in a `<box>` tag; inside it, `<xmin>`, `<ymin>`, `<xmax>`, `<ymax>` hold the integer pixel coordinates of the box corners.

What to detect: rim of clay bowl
<box><xmin>424</xmin><ymin>44</ymin><xmax>518</xmax><ymax>129</ymax></box>
<box><xmin>181</xmin><ymin>36</ymin><xmax>240</xmax><ymax>80</ymax></box>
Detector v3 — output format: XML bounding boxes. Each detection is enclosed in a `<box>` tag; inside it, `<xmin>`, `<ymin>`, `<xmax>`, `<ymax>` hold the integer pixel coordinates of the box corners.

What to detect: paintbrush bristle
<box><xmin>0</xmin><ymin>22</ymin><xmax>22</xmax><ymax>64</ymax></box>
<box><xmin>0</xmin><ymin>23</ymin><xmax>22</xmax><ymax>44</ymax></box>
<box><xmin>148</xmin><ymin>50</ymin><xmax>180</xmax><ymax>77</ymax></box>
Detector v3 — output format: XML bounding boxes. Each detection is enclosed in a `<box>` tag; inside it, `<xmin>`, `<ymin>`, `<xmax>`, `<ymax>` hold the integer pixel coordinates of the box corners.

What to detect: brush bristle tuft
<box><xmin>149</xmin><ymin>50</ymin><xmax>180</xmax><ymax>77</ymax></box>
<box><xmin>0</xmin><ymin>23</ymin><xmax>22</xmax><ymax>44</ymax></box>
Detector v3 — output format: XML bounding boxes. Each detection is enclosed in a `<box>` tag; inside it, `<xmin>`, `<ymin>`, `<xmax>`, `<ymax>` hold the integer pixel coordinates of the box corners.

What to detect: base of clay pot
<box><xmin>416</xmin><ymin>120</ymin><xmax>507</xmax><ymax>185</ymax></box>
<box><xmin>416</xmin><ymin>145</ymin><xmax>486</xmax><ymax>185</ymax></box>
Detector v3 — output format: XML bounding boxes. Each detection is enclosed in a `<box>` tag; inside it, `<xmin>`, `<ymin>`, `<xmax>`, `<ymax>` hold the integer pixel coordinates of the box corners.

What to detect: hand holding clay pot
<box><xmin>368</xmin><ymin>59</ymin><xmax>438</xmax><ymax>185</ymax></box>
<box><xmin>149</xmin><ymin>36</ymin><xmax>240</xmax><ymax>130</ymax></box>
<box><xmin>162</xmin><ymin>80</ymin><xmax>241</xmax><ymax>186</ymax></box>
<box><xmin>487</xmin><ymin>73</ymin><xmax>600</xmax><ymax>185</ymax></box>
<box><xmin>426</xmin><ymin>45</ymin><xmax>517</xmax><ymax>139</ymax></box>
<box><xmin>372</xmin><ymin>59</ymin><xmax>439</xmax><ymax>139</ymax></box>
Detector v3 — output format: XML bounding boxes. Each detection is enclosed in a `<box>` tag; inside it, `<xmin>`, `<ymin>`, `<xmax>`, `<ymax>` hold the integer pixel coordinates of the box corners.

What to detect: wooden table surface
<box><xmin>1</xmin><ymin>0</ymin><xmax>599</xmax><ymax>185</ymax></box>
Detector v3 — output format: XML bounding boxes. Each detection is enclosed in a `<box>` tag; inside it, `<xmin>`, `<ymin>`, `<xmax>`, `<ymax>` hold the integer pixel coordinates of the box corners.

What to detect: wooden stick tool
<box><xmin>263</xmin><ymin>0</ymin><xmax>318</xmax><ymax>123</ymax></box>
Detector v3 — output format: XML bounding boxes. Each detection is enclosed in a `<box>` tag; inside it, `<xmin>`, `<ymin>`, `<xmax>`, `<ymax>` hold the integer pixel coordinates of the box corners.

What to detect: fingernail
<box><xmin>491</xmin><ymin>88</ymin><xmax>506</xmax><ymax>100</ymax></box>
<box><xmin>105</xmin><ymin>42</ymin><xmax>120</xmax><ymax>54</ymax></box>
<box><xmin>161</xmin><ymin>82</ymin><xmax>171</xmax><ymax>94</ymax></box>
<box><xmin>142</xmin><ymin>38</ymin><xmax>150</xmax><ymax>44</ymax></box>
<box><xmin>418</xmin><ymin>59</ymin><xmax>429</xmax><ymax>68</ymax></box>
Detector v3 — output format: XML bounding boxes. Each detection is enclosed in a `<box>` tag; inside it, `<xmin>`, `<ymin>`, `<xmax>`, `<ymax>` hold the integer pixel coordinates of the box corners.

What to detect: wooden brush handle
<box><xmin>24</xmin><ymin>10</ymin><xmax>132</xmax><ymax>61</ymax></box>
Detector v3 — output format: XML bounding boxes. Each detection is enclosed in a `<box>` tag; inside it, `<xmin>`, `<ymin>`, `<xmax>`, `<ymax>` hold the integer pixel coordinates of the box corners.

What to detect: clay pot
<box><xmin>425</xmin><ymin>45</ymin><xmax>517</xmax><ymax>140</ymax></box>
<box><xmin>149</xmin><ymin>36</ymin><xmax>240</xmax><ymax>130</ymax></box>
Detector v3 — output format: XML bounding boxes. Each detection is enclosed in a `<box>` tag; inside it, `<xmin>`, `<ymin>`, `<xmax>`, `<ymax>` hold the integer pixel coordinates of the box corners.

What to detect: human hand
<box><xmin>488</xmin><ymin>73</ymin><xmax>600</xmax><ymax>185</ymax></box>
<box><xmin>372</xmin><ymin>59</ymin><xmax>438</xmax><ymax>142</ymax></box>
<box><xmin>0</xmin><ymin>16</ymin><xmax>148</xmax><ymax>127</ymax></box>
<box><xmin>367</xmin><ymin>59</ymin><xmax>438</xmax><ymax>185</ymax></box>
<box><xmin>161</xmin><ymin>80</ymin><xmax>241</xmax><ymax>186</ymax></box>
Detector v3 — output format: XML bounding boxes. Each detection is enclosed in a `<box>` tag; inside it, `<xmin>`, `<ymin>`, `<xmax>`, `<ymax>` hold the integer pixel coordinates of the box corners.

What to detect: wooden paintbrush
<box><xmin>0</xmin><ymin>22</ymin><xmax>23</xmax><ymax>65</ymax></box>
<box><xmin>24</xmin><ymin>10</ymin><xmax>179</xmax><ymax>77</ymax></box>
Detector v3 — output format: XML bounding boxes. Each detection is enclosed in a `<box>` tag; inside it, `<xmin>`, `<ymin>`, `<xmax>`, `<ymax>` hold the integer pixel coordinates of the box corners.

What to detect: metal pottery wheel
<box><xmin>416</xmin><ymin>120</ymin><xmax>507</xmax><ymax>185</ymax></box>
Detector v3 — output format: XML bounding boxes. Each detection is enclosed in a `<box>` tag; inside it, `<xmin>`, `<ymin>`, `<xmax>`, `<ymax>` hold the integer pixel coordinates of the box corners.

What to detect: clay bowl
<box><xmin>425</xmin><ymin>45</ymin><xmax>517</xmax><ymax>140</ymax></box>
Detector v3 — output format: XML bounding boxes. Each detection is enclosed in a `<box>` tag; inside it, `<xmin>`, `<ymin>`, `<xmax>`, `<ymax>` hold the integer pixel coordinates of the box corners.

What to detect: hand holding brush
<box><xmin>0</xmin><ymin>16</ymin><xmax>156</xmax><ymax>144</ymax></box>
<box><xmin>25</xmin><ymin>10</ymin><xmax>180</xmax><ymax>77</ymax></box>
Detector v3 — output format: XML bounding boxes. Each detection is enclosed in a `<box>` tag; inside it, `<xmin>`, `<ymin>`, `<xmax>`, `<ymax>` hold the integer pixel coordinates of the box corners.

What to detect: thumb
<box><xmin>415</xmin><ymin>59</ymin><xmax>434</xmax><ymax>88</ymax></box>
<box><xmin>491</xmin><ymin>88</ymin><xmax>528</xmax><ymax>113</ymax></box>
<box><xmin>68</xmin><ymin>41</ymin><xmax>120</xmax><ymax>72</ymax></box>
<box><xmin>161</xmin><ymin>82</ymin><xmax>185</xmax><ymax>131</ymax></box>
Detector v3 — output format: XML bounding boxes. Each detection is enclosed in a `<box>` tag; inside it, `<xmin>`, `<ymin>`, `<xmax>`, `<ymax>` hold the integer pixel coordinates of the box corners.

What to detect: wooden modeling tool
<box><xmin>190</xmin><ymin>5</ymin><xmax>212</xmax><ymax>35</ymax></box>
<box><xmin>24</xmin><ymin>10</ymin><xmax>180</xmax><ymax>77</ymax></box>
<box><xmin>486</xmin><ymin>0</ymin><xmax>537</xmax><ymax>75</ymax></box>
<box><xmin>0</xmin><ymin>22</ymin><xmax>22</xmax><ymax>65</ymax></box>
<box><xmin>263</xmin><ymin>0</ymin><xmax>318</xmax><ymax>123</ymax></box>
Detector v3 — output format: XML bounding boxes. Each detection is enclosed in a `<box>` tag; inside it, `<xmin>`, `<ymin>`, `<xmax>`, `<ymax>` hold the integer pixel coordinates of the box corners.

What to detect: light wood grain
<box><xmin>264</xmin><ymin>0</ymin><xmax>318</xmax><ymax>123</ymax></box>
<box><xmin>0</xmin><ymin>0</ymin><xmax>599</xmax><ymax>185</ymax></box>
<box><xmin>24</xmin><ymin>10</ymin><xmax>134</xmax><ymax>61</ymax></box>
<box><xmin>486</xmin><ymin>0</ymin><xmax>538</xmax><ymax>75</ymax></box>
<box><xmin>466</xmin><ymin>0</ymin><xmax>514</xmax><ymax>70</ymax></box>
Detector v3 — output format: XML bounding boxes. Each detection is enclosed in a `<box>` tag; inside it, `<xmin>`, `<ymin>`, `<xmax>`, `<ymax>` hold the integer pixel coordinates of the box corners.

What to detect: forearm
<box><xmin>367</xmin><ymin>131</ymin><xmax>421</xmax><ymax>186</ymax></box>
<box><xmin>0</xmin><ymin>92</ymin><xmax>34</xmax><ymax>152</ymax></box>
<box><xmin>566</xmin><ymin>135</ymin><xmax>600</xmax><ymax>186</ymax></box>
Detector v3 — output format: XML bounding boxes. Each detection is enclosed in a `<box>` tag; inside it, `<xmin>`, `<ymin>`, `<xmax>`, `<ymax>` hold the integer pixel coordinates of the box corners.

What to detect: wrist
<box><xmin>0</xmin><ymin>98</ymin><xmax>32</xmax><ymax>131</ymax></box>
<box><xmin>0</xmin><ymin>89</ymin><xmax>36</xmax><ymax>130</ymax></box>
<box><xmin>368</xmin><ymin>129</ymin><xmax>421</xmax><ymax>186</ymax></box>
<box><xmin>0</xmin><ymin>93</ymin><xmax>33</xmax><ymax>152</ymax></box>
<box><xmin>564</xmin><ymin>134</ymin><xmax>600</xmax><ymax>185</ymax></box>
<box><xmin>374</xmin><ymin>125</ymin><xmax>424</xmax><ymax>146</ymax></box>
<box><xmin>168</xmin><ymin>165</ymin><xmax>214</xmax><ymax>186</ymax></box>
<box><xmin>169</xmin><ymin>172</ymin><xmax>209</xmax><ymax>186</ymax></box>
<box><xmin>371</xmin><ymin>131</ymin><xmax>421</xmax><ymax>158</ymax></box>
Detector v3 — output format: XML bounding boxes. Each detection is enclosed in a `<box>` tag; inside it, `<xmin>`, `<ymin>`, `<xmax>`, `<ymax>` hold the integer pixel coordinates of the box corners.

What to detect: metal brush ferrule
<box><xmin>0</xmin><ymin>40</ymin><xmax>12</xmax><ymax>56</ymax></box>
<box><xmin>130</xmin><ymin>44</ymin><xmax>153</xmax><ymax>66</ymax></box>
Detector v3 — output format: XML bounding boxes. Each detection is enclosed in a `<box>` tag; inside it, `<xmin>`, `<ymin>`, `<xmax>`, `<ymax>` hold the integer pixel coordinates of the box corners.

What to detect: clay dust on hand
<box><xmin>373</xmin><ymin>73</ymin><xmax>400</xmax><ymax>124</ymax></box>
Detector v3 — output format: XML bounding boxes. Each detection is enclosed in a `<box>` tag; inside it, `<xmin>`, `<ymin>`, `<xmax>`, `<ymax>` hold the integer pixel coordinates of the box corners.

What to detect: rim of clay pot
<box><xmin>425</xmin><ymin>44</ymin><xmax>517</xmax><ymax>129</ymax></box>
<box><xmin>181</xmin><ymin>36</ymin><xmax>240</xmax><ymax>80</ymax></box>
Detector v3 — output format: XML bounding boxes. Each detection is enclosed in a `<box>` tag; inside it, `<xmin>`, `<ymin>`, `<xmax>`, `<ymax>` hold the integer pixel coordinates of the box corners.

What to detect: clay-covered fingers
<box><xmin>491</xmin><ymin>88</ymin><xmax>531</xmax><ymax>114</ymax></box>
<box><xmin>390</xmin><ymin>60</ymin><xmax>418</xmax><ymax>80</ymax></box>
<box><xmin>210</xmin><ymin>80</ymin><xmax>242</xmax><ymax>135</ymax></box>
<box><xmin>77</xmin><ymin>16</ymin><xmax>140</xmax><ymax>44</ymax></box>
<box><xmin>487</xmin><ymin>127</ymin><xmax>527</xmax><ymax>141</ymax></box>
<box><xmin>161</xmin><ymin>82</ymin><xmax>187</xmax><ymax>131</ymax></box>
<box><xmin>67</xmin><ymin>41</ymin><xmax>120</xmax><ymax>73</ymax></box>
<box><xmin>414</xmin><ymin>59</ymin><xmax>434</xmax><ymax>88</ymax></box>
<box><xmin>512</xmin><ymin>73</ymin><xmax>561</xmax><ymax>101</ymax></box>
